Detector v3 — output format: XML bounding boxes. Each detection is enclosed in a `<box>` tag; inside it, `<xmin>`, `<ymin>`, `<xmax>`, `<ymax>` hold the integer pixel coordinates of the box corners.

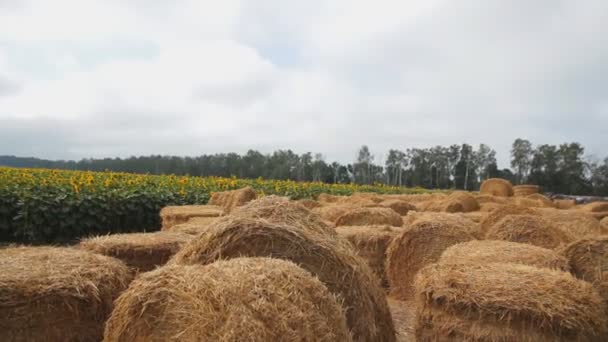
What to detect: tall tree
<box><xmin>510</xmin><ymin>138</ymin><xmax>533</xmax><ymax>184</ymax></box>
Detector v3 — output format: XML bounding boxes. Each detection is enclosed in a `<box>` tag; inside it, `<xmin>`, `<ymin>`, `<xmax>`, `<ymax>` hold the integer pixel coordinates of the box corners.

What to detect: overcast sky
<box><xmin>1</xmin><ymin>0</ymin><xmax>607</xmax><ymax>168</ymax></box>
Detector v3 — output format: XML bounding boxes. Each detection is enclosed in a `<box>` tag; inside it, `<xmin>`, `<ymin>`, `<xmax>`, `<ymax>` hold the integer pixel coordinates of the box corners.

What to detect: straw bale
<box><xmin>479</xmin><ymin>178</ymin><xmax>514</xmax><ymax>197</ymax></box>
<box><xmin>479</xmin><ymin>204</ymin><xmax>537</xmax><ymax>235</ymax></box>
<box><xmin>578</xmin><ymin>201</ymin><xmax>608</xmax><ymax>213</ymax></box>
<box><xmin>312</xmin><ymin>205</ymin><xmax>352</xmax><ymax>225</ymax></box>
<box><xmin>163</xmin><ymin>216</ymin><xmax>219</xmax><ymax>235</ymax></box>
<box><xmin>513</xmin><ymin>184</ymin><xmax>540</xmax><ymax>196</ymax></box>
<box><xmin>297</xmin><ymin>198</ymin><xmax>323</xmax><ymax>209</ymax></box>
<box><xmin>536</xmin><ymin>208</ymin><xmax>606</xmax><ymax>238</ymax></box>
<box><xmin>317</xmin><ymin>193</ymin><xmax>343</xmax><ymax>203</ymax></box>
<box><xmin>160</xmin><ymin>204</ymin><xmax>223</xmax><ymax>229</ymax></box>
<box><xmin>474</xmin><ymin>194</ymin><xmax>508</xmax><ymax>205</ymax></box>
<box><xmin>555</xmin><ymin>198</ymin><xmax>576</xmax><ymax>209</ymax></box>
<box><xmin>562</xmin><ymin>236</ymin><xmax>608</xmax><ymax>303</ymax></box>
<box><xmin>403</xmin><ymin>211</ymin><xmax>482</xmax><ymax>239</ymax></box>
<box><xmin>375</xmin><ymin>199</ymin><xmax>416</xmax><ymax>215</ymax></box>
<box><xmin>209</xmin><ymin>186</ymin><xmax>257</xmax><ymax>213</ymax></box>
<box><xmin>335</xmin><ymin>207</ymin><xmax>403</xmax><ymax>227</ymax></box>
<box><xmin>486</xmin><ymin>214</ymin><xmax>574</xmax><ymax>250</ymax></box>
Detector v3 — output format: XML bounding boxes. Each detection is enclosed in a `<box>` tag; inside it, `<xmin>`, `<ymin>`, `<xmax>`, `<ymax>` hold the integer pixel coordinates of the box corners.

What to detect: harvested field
<box><xmin>335</xmin><ymin>207</ymin><xmax>404</xmax><ymax>227</ymax></box>
<box><xmin>486</xmin><ymin>214</ymin><xmax>573</xmax><ymax>249</ymax></box>
<box><xmin>209</xmin><ymin>186</ymin><xmax>257</xmax><ymax>213</ymax></box>
<box><xmin>439</xmin><ymin>240</ymin><xmax>570</xmax><ymax>271</ymax></box>
<box><xmin>479</xmin><ymin>178</ymin><xmax>514</xmax><ymax>197</ymax></box>
<box><xmin>170</xmin><ymin>217</ymin><xmax>396</xmax><ymax>341</ymax></box>
<box><xmin>562</xmin><ymin>237</ymin><xmax>608</xmax><ymax>303</ymax></box>
<box><xmin>0</xmin><ymin>246</ymin><xmax>132</xmax><ymax>342</ymax></box>
<box><xmin>160</xmin><ymin>204</ymin><xmax>223</xmax><ymax>230</ymax></box>
<box><xmin>104</xmin><ymin>258</ymin><xmax>351</xmax><ymax>342</ymax></box>
<box><xmin>336</xmin><ymin>225</ymin><xmax>402</xmax><ymax>287</ymax></box>
<box><xmin>79</xmin><ymin>231</ymin><xmax>192</xmax><ymax>272</ymax></box>
<box><xmin>414</xmin><ymin>262</ymin><xmax>607</xmax><ymax>341</ymax></box>
<box><xmin>385</xmin><ymin>220</ymin><xmax>476</xmax><ymax>300</ymax></box>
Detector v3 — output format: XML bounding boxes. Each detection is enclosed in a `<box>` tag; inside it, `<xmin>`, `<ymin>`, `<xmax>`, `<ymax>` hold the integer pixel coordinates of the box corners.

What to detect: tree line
<box><xmin>1</xmin><ymin>138</ymin><xmax>606</xmax><ymax>195</ymax></box>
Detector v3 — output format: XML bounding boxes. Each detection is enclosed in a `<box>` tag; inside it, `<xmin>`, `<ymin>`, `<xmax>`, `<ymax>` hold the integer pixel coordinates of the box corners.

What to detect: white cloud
<box><xmin>0</xmin><ymin>0</ymin><xmax>607</xmax><ymax>166</ymax></box>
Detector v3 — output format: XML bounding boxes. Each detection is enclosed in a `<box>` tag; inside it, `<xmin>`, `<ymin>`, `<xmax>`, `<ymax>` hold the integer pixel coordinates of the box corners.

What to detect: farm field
<box><xmin>1</xmin><ymin>176</ymin><xmax>608</xmax><ymax>341</ymax></box>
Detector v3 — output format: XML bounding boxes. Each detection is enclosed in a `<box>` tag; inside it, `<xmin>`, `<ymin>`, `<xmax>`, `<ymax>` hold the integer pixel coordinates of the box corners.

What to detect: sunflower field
<box><xmin>0</xmin><ymin>167</ymin><xmax>429</xmax><ymax>244</ymax></box>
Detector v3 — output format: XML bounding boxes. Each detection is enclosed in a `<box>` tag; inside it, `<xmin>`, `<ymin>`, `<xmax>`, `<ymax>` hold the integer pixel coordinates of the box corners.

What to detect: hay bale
<box><xmin>446</xmin><ymin>191</ymin><xmax>480</xmax><ymax>212</ymax></box>
<box><xmin>336</xmin><ymin>225</ymin><xmax>403</xmax><ymax>288</ymax></box>
<box><xmin>318</xmin><ymin>193</ymin><xmax>343</xmax><ymax>203</ymax></box>
<box><xmin>297</xmin><ymin>198</ymin><xmax>323</xmax><ymax>209</ymax></box>
<box><xmin>414</xmin><ymin>262</ymin><xmax>607</xmax><ymax>341</ymax></box>
<box><xmin>513</xmin><ymin>184</ymin><xmax>540</xmax><ymax>196</ymax></box>
<box><xmin>536</xmin><ymin>208</ymin><xmax>605</xmax><ymax>238</ymax></box>
<box><xmin>478</xmin><ymin>202</ymin><xmax>503</xmax><ymax>212</ymax></box>
<box><xmin>80</xmin><ymin>231</ymin><xmax>191</xmax><ymax>272</ymax></box>
<box><xmin>375</xmin><ymin>199</ymin><xmax>416</xmax><ymax>215</ymax></box>
<box><xmin>555</xmin><ymin>198</ymin><xmax>577</xmax><ymax>209</ymax></box>
<box><xmin>473</xmin><ymin>194</ymin><xmax>508</xmax><ymax>205</ymax></box>
<box><xmin>461</xmin><ymin>211</ymin><xmax>485</xmax><ymax>223</ymax></box>
<box><xmin>562</xmin><ymin>237</ymin><xmax>608</xmax><ymax>303</ymax></box>
<box><xmin>335</xmin><ymin>207</ymin><xmax>404</xmax><ymax>227</ymax></box>
<box><xmin>164</xmin><ymin>216</ymin><xmax>219</xmax><ymax>235</ymax></box>
<box><xmin>385</xmin><ymin>221</ymin><xmax>476</xmax><ymax>300</ymax></box>
<box><xmin>233</xmin><ymin>195</ymin><xmax>335</xmax><ymax>236</ymax></box>
<box><xmin>403</xmin><ymin>211</ymin><xmax>482</xmax><ymax>239</ymax></box>
<box><xmin>312</xmin><ymin>205</ymin><xmax>353</xmax><ymax>225</ymax></box>
<box><xmin>104</xmin><ymin>258</ymin><xmax>351</xmax><ymax>342</ymax></box>
<box><xmin>602</xmin><ymin>217</ymin><xmax>608</xmax><ymax>230</ymax></box>
<box><xmin>579</xmin><ymin>201</ymin><xmax>608</xmax><ymax>213</ymax></box>
<box><xmin>170</xmin><ymin>217</ymin><xmax>396</xmax><ymax>341</ymax></box>
<box><xmin>0</xmin><ymin>247</ymin><xmax>132</xmax><ymax>342</ymax></box>
<box><xmin>160</xmin><ymin>204</ymin><xmax>223</xmax><ymax>230</ymax></box>
<box><xmin>486</xmin><ymin>214</ymin><xmax>574</xmax><ymax>250</ymax></box>
<box><xmin>209</xmin><ymin>186</ymin><xmax>257</xmax><ymax>213</ymax></box>
<box><xmin>439</xmin><ymin>240</ymin><xmax>570</xmax><ymax>271</ymax></box>
<box><xmin>479</xmin><ymin>204</ymin><xmax>537</xmax><ymax>235</ymax></box>
<box><xmin>479</xmin><ymin>178</ymin><xmax>514</xmax><ymax>197</ymax></box>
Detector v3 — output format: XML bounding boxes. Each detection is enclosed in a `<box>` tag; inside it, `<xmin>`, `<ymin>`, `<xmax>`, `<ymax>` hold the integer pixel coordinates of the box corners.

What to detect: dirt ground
<box><xmin>388</xmin><ymin>297</ymin><xmax>416</xmax><ymax>342</ymax></box>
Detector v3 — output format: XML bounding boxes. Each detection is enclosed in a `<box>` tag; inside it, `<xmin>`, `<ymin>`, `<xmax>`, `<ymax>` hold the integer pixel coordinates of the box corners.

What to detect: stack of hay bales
<box><xmin>0</xmin><ymin>247</ymin><xmax>132</xmax><ymax>342</ymax></box>
<box><xmin>385</xmin><ymin>221</ymin><xmax>476</xmax><ymax>299</ymax></box>
<box><xmin>513</xmin><ymin>184</ymin><xmax>540</xmax><ymax>196</ymax></box>
<box><xmin>169</xmin><ymin>217</ymin><xmax>396</xmax><ymax>341</ymax></box>
<box><xmin>336</xmin><ymin>225</ymin><xmax>402</xmax><ymax>287</ymax></box>
<box><xmin>439</xmin><ymin>240</ymin><xmax>570</xmax><ymax>271</ymax></box>
<box><xmin>479</xmin><ymin>178</ymin><xmax>514</xmax><ymax>197</ymax></box>
<box><xmin>335</xmin><ymin>207</ymin><xmax>403</xmax><ymax>227</ymax></box>
<box><xmin>232</xmin><ymin>195</ymin><xmax>334</xmax><ymax>236</ymax></box>
<box><xmin>562</xmin><ymin>237</ymin><xmax>608</xmax><ymax>304</ymax></box>
<box><xmin>104</xmin><ymin>258</ymin><xmax>351</xmax><ymax>342</ymax></box>
<box><xmin>536</xmin><ymin>208</ymin><xmax>606</xmax><ymax>238</ymax></box>
<box><xmin>209</xmin><ymin>186</ymin><xmax>257</xmax><ymax>213</ymax></box>
<box><xmin>79</xmin><ymin>231</ymin><xmax>192</xmax><ymax>272</ymax></box>
<box><xmin>160</xmin><ymin>204</ymin><xmax>223</xmax><ymax>230</ymax></box>
<box><xmin>485</xmin><ymin>214</ymin><xmax>573</xmax><ymax>250</ymax></box>
<box><xmin>414</xmin><ymin>262</ymin><xmax>607</xmax><ymax>341</ymax></box>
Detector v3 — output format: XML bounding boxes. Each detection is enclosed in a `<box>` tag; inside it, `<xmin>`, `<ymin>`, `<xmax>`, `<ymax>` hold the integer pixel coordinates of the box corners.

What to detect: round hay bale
<box><xmin>414</xmin><ymin>262</ymin><xmax>607</xmax><ymax>341</ymax></box>
<box><xmin>0</xmin><ymin>247</ymin><xmax>132</xmax><ymax>342</ymax></box>
<box><xmin>579</xmin><ymin>201</ymin><xmax>608</xmax><ymax>213</ymax></box>
<box><xmin>317</xmin><ymin>193</ymin><xmax>342</xmax><ymax>203</ymax></box>
<box><xmin>524</xmin><ymin>193</ymin><xmax>555</xmax><ymax>208</ymax></box>
<box><xmin>555</xmin><ymin>198</ymin><xmax>577</xmax><ymax>209</ymax></box>
<box><xmin>209</xmin><ymin>186</ymin><xmax>257</xmax><ymax>213</ymax></box>
<box><xmin>104</xmin><ymin>258</ymin><xmax>351</xmax><ymax>342</ymax></box>
<box><xmin>486</xmin><ymin>214</ymin><xmax>574</xmax><ymax>250</ymax></box>
<box><xmin>335</xmin><ymin>207</ymin><xmax>404</xmax><ymax>227</ymax></box>
<box><xmin>478</xmin><ymin>202</ymin><xmax>503</xmax><ymax>212</ymax></box>
<box><xmin>162</xmin><ymin>216</ymin><xmax>219</xmax><ymax>234</ymax></box>
<box><xmin>385</xmin><ymin>221</ymin><xmax>476</xmax><ymax>300</ymax></box>
<box><xmin>79</xmin><ymin>231</ymin><xmax>192</xmax><ymax>272</ymax></box>
<box><xmin>479</xmin><ymin>204</ymin><xmax>537</xmax><ymax>235</ymax></box>
<box><xmin>233</xmin><ymin>195</ymin><xmax>335</xmax><ymax>236</ymax></box>
<box><xmin>160</xmin><ymin>204</ymin><xmax>223</xmax><ymax>230</ymax></box>
<box><xmin>297</xmin><ymin>198</ymin><xmax>323</xmax><ymax>209</ymax></box>
<box><xmin>312</xmin><ymin>205</ymin><xmax>353</xmax><ymax>225</ymax></box>
<box><xmin>375</xmin><ymin>199</ymin><xmax>416</xmax><ymax>215</ymax></box>
<box><xmin>474</xmin><ymin>194</ymin><xmax>508</xmax><ymax>205</ymax></box>
<box><xmin>479</xmin><ymin>178</ymin><xmax>514</xmax><ymax>197</ymax></box>
<box><xmin>439</xmin><ymin>240</ymin><xmax>570</xmax><ymax>271</ymax></box>
<box><xmin>562</xmin><ymin>236</ymin><xmax>608</xmax><ymax>303</ymax></box>
<box><xmin>336</xmin><ymin>225</ymin><xmax>403</xmax><ymax>288</ymax></box>
<box><xmin>536</xmin><ymin>208</ymin><xmax>605</xmax><ymax>238</ymax></box>
<box><xmin>403</xmin><ymin>211</ymin><xmax>482</xmax><ymax>239</ymax></box>
<box><xmin>170</xmin><ymin>217</ymin><xmax>396</xmax><ymax>341</ymax></box>
<box><xmin>445</xmin><ymin>191</ymin><xmax>480</xmax><ymax>212</ymax></box>
<box><xmin>513</xmin><ymin>184</ymin><xmax>540</xmax><ymax>196</ymax></box>
<box><xmin>461</xmin><ymin>211</ymin><xmax>485</xmax><ymax>223</ymax></box>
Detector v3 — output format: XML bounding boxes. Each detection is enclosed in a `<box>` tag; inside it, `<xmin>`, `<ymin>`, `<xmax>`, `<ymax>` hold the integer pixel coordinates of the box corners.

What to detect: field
<box><xmin>0</xmin><ymin>167</ymin><xmax>429</xmax><ymax>243</ymax></box>
<box><xmin>1</xmin><ymin>174</ymin><xmax>608</xmax><ymax>341</ymax></box>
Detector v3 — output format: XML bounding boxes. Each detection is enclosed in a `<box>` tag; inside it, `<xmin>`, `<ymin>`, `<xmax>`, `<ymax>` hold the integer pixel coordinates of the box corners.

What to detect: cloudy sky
<box><xmin>1</xmin><ymin>0</ymin><xmax>607</xmax><ymax>167</ymax></box>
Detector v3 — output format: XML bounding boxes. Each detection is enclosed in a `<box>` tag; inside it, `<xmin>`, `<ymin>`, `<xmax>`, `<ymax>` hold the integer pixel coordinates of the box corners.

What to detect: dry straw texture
<box><xmin>208</xmin><ymin>186</ymin><xmax>257</xmax><ymax>213</ymax></box>
<box><xmin>312</xmin><ymin>205</ymin><xmax>353</xmax><ymax>225</ymax></box>
<box><xmin>536</xmin><ymin>208</ymin><xmax>606</xmax><ymax>238</ymax></box>
<box><xmin>479</xmin><ymin>204</ymin><xmax>537</xmax><ymax>235</ymax></box>
<box><xmin>170</xmin><ymin>217</ymin><xmax>396</xmax><ymax>342</ymax></box>
<box><xmin>414</xmin><ymin>262</ymin><xmax>607</xmax><ymax>342</ymax></box>
<box><xmin>385</xmin><ymin>221</ymin><xmax>476</xmax><ymax>300</ymax></box>
<box><xmin>579</xmin><ymin>201</ymin><xmax>608</xmax><ymax>213</ymax></box>
<box><xmin>297</xmin><ymin>198</ymin><xmax>323</xmax><ymax>209</ymax></box>
<box><xmin>562</xmin><ymin>237</ymin><xmax>608</xmax><ymax>303</ymax></box>
<box><xmin>317</xmin><ymin>193</ymin><xmax>342</xmax><ymax>203</ymax></box>
<box><xmin>479</xmin><ymin>178</ymin><xmax>514</xmax><ymax>197</ymax></box>
<box><xmin>602</xmin><ymin>217</ymin><xmax>608</xmax><ymax>230</ymax></box>
<box><xmin>163</xmin><ymin>216</ymin><xmax>219</xmax><ymax>235</ymax></box>
<box><xmin>525</xmin><ymin>193</ymin><xmax>555</xmax><ymax>207</ymax></box>
<box><xmin>79</xmin><ymin>231</ymin><xmax>191</xmax><ymax>272</ymax></box>
<box><xmin>375</xmin><ymin>199</ymin><xmax>416</xmax><ymax>215</ymax></box>
<box><xmin>232</xmin><ymin>195</ymin><xmax>335</xmax><ymax>236</ymax></box>
<box><xmin>445</xmin><ymin>191</ymin><xmax>480</xmax><ymax>212</ymax></box>
<box><xmin>513</xmin><ymin>184</ymin><xmax>540</xmax><ymax>196</ymax></box>
<box><xmin>404</xmin><ymin>211</ymin><xmax>482</xmax><ymax>239</ymax></box>
<box><xmin>474</xmin><ymin>194</ymin><xmax>508</xmax><ymax>205</ymax></box>
<box><xmin>486</xmin><ymin>214</ymin><xmax>574</xmax><ymax>250</ymax></box>
<box><xmin>160</xmin><ymin>204</ymin><xmax>223</xmax><ymax>229</ymax></box>
<box><xmin>336</xmin><ymin>225</ymin><xmax>403</xmax><ymax>288</ymax></box>
<box><xmin>104</xmin><ymin>258</ymin><xmax>352</xmax><ymax>342</ymax></box>
<box><xmin>335</xmin><ymin>207</ymin><xmax>403</xmax><ymax>227</ymax></box>
<box><xmin>0</xmin><ymin>246</ymin><xmax>132</xmax><ymax>342</ymax></box>
<box><xmin>555</xmin><ymin>198</ymin><xmax>577</xmax><ymax>209</ymax></box>
<box><xmin>440</xmin><ymin>240</ymin><xmax>570</xmax><ymax>271</ymax></box>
